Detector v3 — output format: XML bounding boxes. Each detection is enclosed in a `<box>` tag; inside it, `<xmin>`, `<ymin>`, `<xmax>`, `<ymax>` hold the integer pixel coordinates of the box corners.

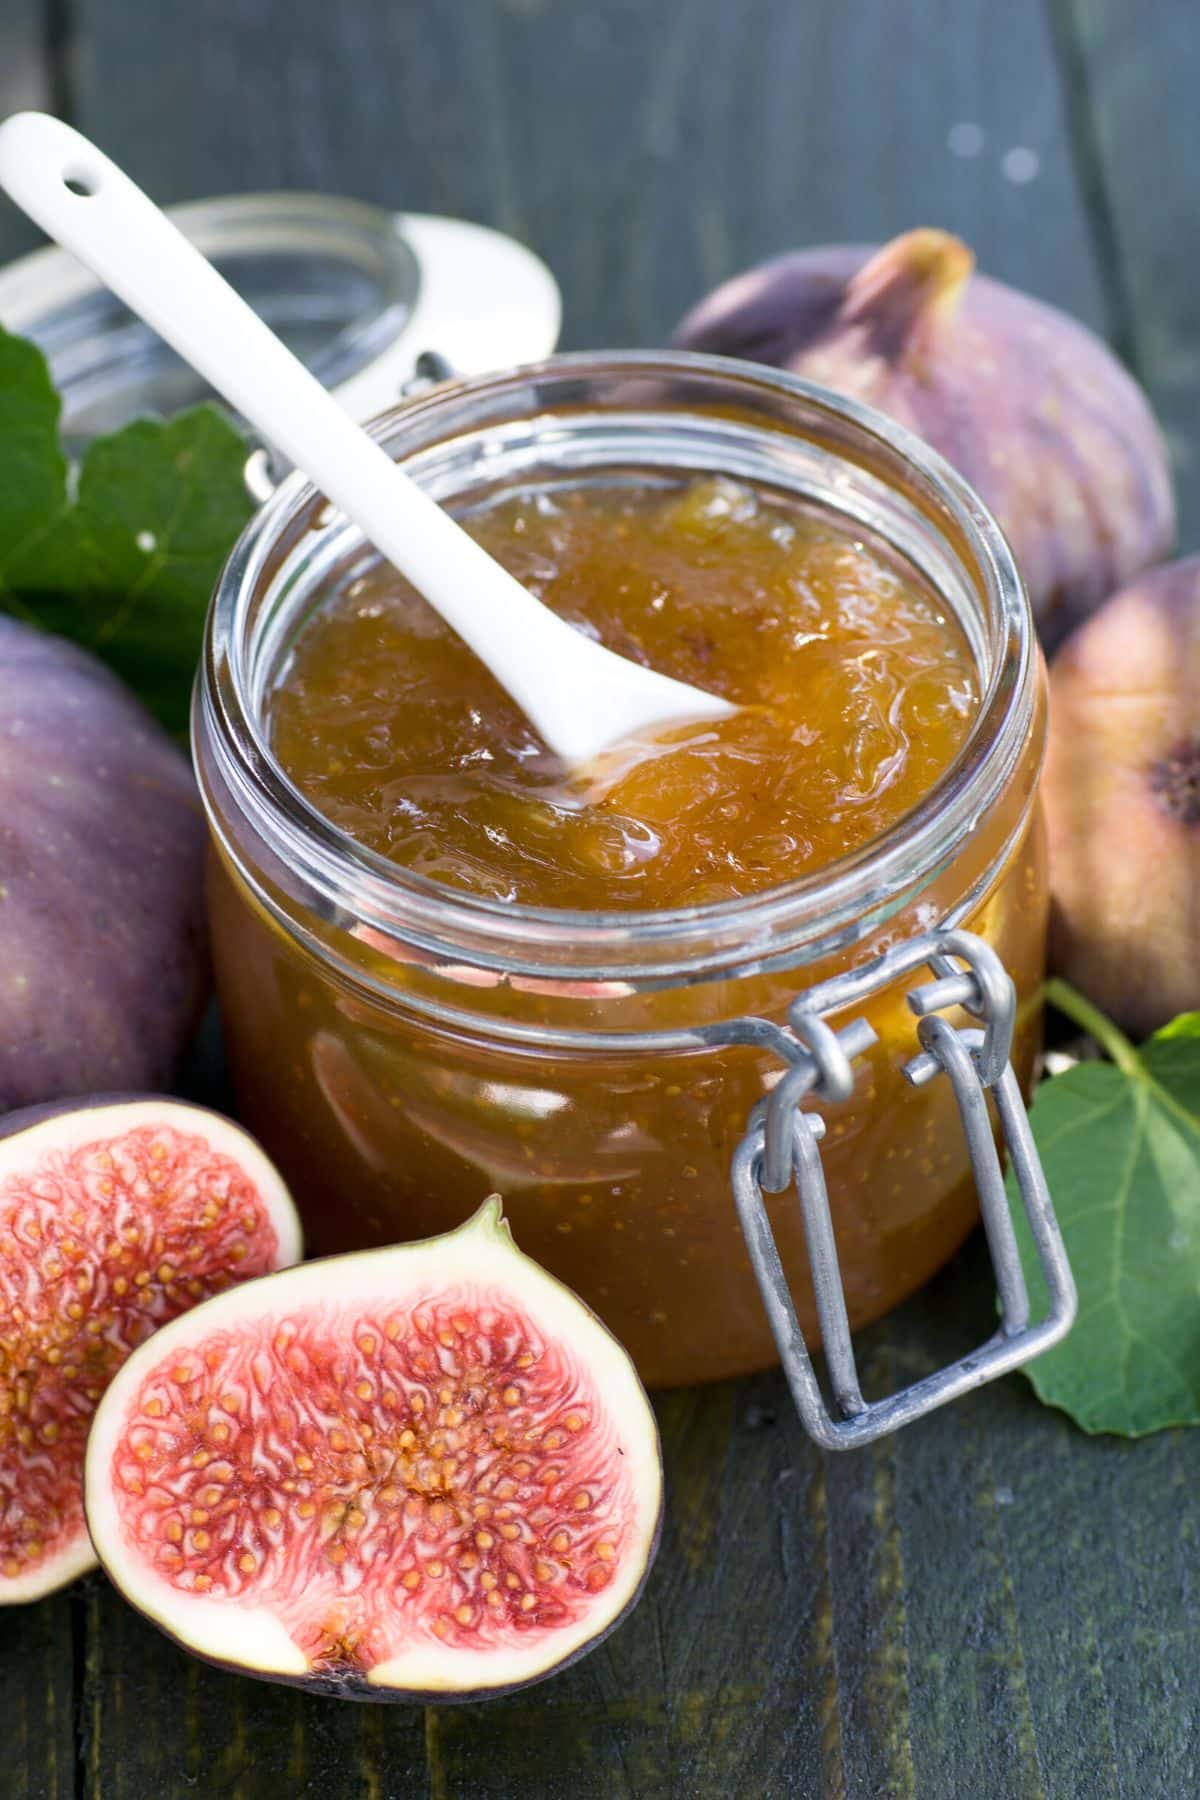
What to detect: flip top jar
<box><xmin>193</xmin><ymin>352</ymin><xmax>1075</xmax><ymax>1438</ymax></box>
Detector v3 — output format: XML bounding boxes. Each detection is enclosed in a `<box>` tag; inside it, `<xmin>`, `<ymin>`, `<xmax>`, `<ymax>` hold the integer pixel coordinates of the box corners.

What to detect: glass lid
<box><xmin>0</xmin><ymin>191</ymin><xmax>561</xmax><ymax>452</ymax></box>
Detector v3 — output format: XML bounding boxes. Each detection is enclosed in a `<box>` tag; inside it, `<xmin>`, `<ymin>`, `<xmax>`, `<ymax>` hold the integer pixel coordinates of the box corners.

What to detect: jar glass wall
<box><xmin>194</xmin><ymin>353</ymin><xmax>1046</xmax><ymax>1388</ymax></box>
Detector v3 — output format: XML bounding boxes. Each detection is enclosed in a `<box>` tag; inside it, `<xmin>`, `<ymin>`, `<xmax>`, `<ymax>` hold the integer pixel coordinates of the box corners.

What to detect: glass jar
<box><xmin>193</xmin><ymin>352</ymin><xmax>1047</xmax><ymax>1392</ymax></box>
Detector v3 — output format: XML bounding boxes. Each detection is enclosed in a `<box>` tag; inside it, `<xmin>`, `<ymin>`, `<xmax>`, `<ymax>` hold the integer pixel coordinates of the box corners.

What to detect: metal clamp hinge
<box><xmin>731</xmin><ymin>929</ymin><xmax>1077</xmax><ymax>1449</ymax></box>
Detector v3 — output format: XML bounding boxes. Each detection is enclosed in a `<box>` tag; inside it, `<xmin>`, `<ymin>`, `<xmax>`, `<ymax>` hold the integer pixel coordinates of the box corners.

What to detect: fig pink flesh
<box><xmin>0</xmin><ymin>1118</ymin><xmax>287</xmax><ymax>1593</ymax></box>
<box><xmin>111</xmin><ymin>1288</ymin><xmax>640</xmax><ymax>1675</ymax></box>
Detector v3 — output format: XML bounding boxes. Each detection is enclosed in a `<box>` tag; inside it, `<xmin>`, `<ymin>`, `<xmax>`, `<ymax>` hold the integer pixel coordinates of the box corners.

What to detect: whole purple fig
<box><xmin>1045</xmin><ymin>555</ymin><xmax>1200</xmax><ymax>1037</ymax></box>
<box><xmin>673</xmin><ymin>229</ymin><xmax>1175</xmax><ymax>646</ymax></box>
<box><xmin>0</xmin><ymin>616</ymin><xmax>208</xmax><ymax>1111</ymax></box>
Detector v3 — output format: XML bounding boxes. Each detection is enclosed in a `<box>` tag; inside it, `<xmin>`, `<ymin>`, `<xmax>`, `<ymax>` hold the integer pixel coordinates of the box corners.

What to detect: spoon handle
<box><xmin>0</xmin><ymin>114</ymin><xmax>538</xmax><ymax>651</ymax></box>
<box><xmin>0</xmin><ymin>113</ymin><xmax>730</xmax><ymax>765</ymax></box>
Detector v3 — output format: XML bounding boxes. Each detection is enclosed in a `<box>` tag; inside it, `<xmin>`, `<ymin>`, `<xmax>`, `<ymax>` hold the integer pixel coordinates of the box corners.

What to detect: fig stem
<box><xmin>842</xmin><ymin>228</ymin><xmax>974</xmax><ymax>339</ymax></box>
<box><xmin>1044</xmin><ymin>978</ymin><xmax>1142</xmax><ymax>1079</ymax></box>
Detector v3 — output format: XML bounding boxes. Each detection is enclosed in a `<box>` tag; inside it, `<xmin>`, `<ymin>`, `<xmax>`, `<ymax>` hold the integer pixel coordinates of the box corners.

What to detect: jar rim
<box><xmin>196</xmin><ymin>349</ymin><xmax>1038</xmax><ymax>983</ymax></box>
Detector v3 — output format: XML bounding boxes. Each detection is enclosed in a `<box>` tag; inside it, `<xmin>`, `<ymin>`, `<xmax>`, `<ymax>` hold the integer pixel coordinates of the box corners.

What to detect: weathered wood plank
<box><xmin>71</xmin><ymin>0</ymin><xmax>1107</xmax><ymax>349</ymax></box>
<box><xmin>78</xmin><ymin>1573</ymin><xmax>432</xmax><ymax>1799</ymax></box>
<box><xmin>0</xmin><ymin>1</ymin><xmax>54</xmax><ymax>265</ymax></box>
<box><xmin>831</xmin><ymin>1245</ymin><xmax>1200</xmax><ymax>1800</ymax></box>
<box><xmin>1053</xmin><ymin>0</ymin><xmax>1200</xmax><ymax>541</ymax></box>
<box><xmin>0</xmin><ymin>1577</ymin><xmax>76</xmax><ymax>1800</ymax></box>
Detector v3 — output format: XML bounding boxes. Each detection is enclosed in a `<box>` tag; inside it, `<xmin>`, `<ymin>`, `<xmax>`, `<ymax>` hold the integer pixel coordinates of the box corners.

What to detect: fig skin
<box><xmin>0</xmin><ymin>616</ymin><xmax>208</xmax><ymax>1111</ymax></box>
<box><xmin>1044</xmin><ymin>555</ymin><xmax>1200</xmax><ymax>1037</ymax></box>
<box><xmin>673</xmin><ymin>228</ymin><xmax>1176</xmax><ymax>647</ymax></box>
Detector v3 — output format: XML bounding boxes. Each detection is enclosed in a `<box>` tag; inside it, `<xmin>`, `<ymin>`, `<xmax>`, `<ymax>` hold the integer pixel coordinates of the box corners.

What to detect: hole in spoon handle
<box><xmin>62</xmin><ymin>166</ymin><xmax>101</xmax><ymax>198</ymax></box>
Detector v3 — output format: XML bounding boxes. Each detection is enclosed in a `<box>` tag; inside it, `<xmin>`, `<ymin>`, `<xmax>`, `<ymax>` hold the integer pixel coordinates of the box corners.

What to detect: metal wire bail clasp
<box><xmin>731</xmin><ymin>929</ymin><xmax>1077</xmax><ymax>1449</ymax></box>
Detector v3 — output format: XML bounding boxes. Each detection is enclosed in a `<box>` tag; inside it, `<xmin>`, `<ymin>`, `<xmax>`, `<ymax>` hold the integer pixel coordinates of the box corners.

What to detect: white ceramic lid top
<box><xmin>335</xmin><ymin>212</ymin><xmax>562</xmax><ymax>417</ymax></box>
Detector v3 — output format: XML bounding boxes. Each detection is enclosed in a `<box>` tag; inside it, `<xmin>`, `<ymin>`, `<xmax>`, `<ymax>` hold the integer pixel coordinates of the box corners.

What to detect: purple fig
<box><xmin>674</xmin><ymin>228</ymin><xmax>1175</xmax><ymax>646</ymax></box>
<box><xmin>1045</xmin><ymin>555</ymin><xmax>1200</xmax><ymax>1037</ymax></box>
<box><xmin>0</xmin><ymin>616</ymin><xmax>208</xmax><ymax>1110</ymax></box>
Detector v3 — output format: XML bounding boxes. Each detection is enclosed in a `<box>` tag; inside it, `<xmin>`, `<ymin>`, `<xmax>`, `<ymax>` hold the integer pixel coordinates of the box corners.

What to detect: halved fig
<box><xmin>86</xmin><ymin>1199</ymin><xmax>663</xmax><ymax>1700</ymax></box>
<box><xmin>0</xmin><ymin>1098</ymin><xmax>301</xmax><ymax>1604</ymax></box>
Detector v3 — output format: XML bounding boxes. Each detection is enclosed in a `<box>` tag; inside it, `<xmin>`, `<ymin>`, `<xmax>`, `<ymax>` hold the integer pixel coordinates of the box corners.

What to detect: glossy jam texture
<box><xmin>267</xmin><ymin>478</ymin><xmax>980</xmax><ymax>909</ymax></box>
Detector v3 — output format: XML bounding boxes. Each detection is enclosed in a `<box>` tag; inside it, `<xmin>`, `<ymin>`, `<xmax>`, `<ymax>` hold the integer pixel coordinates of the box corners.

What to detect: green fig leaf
<box><xmin>1010</xmin><ymin>996</ymin><xmax>1200</xmax><ymax>1436</ymax></box>
<box><xmin>0</xmin><ymin>324</ymin><xmax>254</xmax><ymax>733</ymax></box>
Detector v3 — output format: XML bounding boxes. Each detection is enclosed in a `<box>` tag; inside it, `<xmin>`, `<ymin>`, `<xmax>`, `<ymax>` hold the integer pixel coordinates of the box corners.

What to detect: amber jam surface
<box><xmin>267</xmin><ymin>478</ymin><xmax>980</xmax><ymax>909</ymax></box>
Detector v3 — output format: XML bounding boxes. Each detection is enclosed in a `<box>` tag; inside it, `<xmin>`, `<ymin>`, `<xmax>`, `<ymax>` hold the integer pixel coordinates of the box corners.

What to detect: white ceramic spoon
<box><xmin>0</xmin><ymin>112</ymin><xmax>733</xmax><ymax>767</ymax></box>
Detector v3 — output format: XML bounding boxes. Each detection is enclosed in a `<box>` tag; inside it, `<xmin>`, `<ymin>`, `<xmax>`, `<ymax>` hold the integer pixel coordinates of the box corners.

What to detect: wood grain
<box><xmin>0</xmin><ymin>1579</ymin><xmax>76</xmax><ymax>1800</ymax></box>
<box><xmin>70</xmin><ymin>0</ymin><xmax>1108</xmax><ymax>348</ymax></box>
<box><xmin>1</xmin><ymin>1</ymin><xmax>1194</xmax><ymax>1796</ymax></box>
<box><xmin>1054</xmin><ymin>0</ymin><xmax>1200</xmax><ymax>541</ymax></box>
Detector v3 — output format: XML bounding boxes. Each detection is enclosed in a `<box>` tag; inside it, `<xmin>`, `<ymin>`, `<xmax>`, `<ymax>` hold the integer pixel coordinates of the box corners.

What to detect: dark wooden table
<box><xmin>3</xmin><ymin>3</ymin><xmax>1199</xmax><ymax>1795</ymax></box>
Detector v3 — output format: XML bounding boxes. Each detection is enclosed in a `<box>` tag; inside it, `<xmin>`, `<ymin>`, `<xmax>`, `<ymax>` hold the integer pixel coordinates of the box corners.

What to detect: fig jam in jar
<box><xmin>194</xmin><ymin>355</ymin><xmax>1046</xmax><ymax>1388</ymax></box>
